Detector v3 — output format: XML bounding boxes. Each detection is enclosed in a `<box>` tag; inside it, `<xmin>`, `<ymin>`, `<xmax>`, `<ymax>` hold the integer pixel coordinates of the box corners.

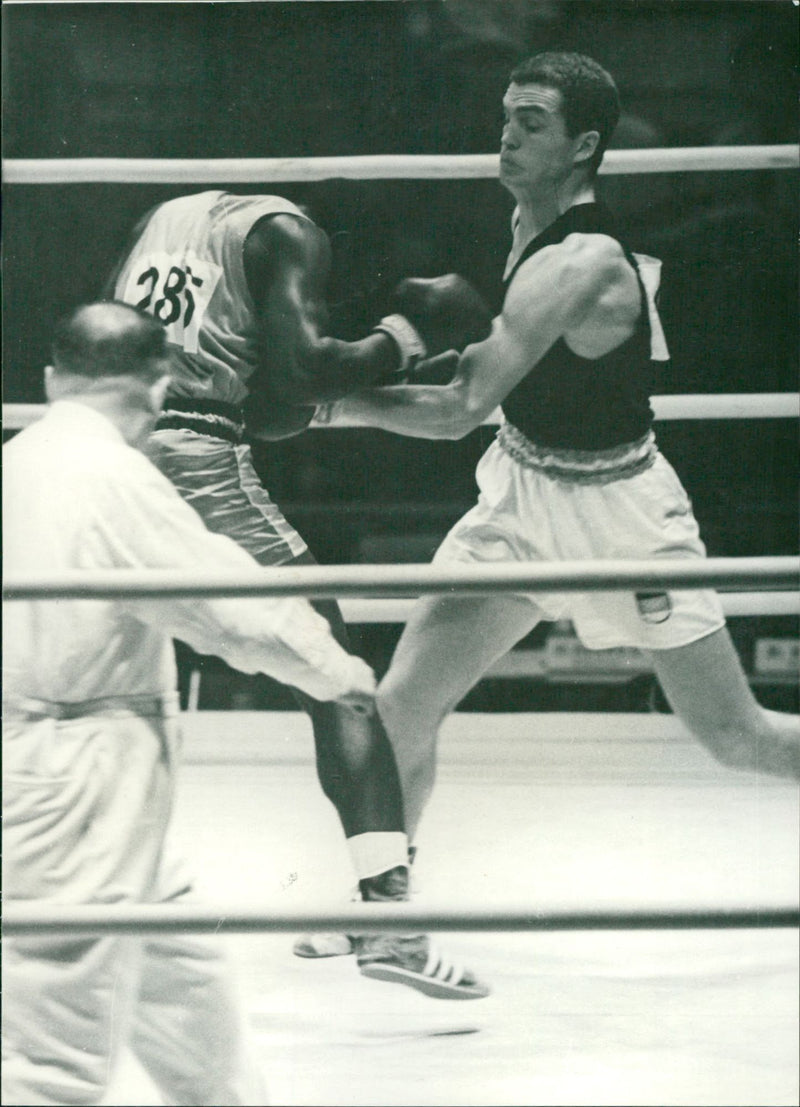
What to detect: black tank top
<box><xmin>501</xmin><ymin>203</ymin><xmax>661</xmax><ymax>451</ymax></box>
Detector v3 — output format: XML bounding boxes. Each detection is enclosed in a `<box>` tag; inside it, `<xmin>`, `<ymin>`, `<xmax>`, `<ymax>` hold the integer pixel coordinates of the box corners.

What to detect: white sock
<box><xmin>346</xmin><ymin>831</ymin><xmax>409</xmax><ymax>880</ymax></box>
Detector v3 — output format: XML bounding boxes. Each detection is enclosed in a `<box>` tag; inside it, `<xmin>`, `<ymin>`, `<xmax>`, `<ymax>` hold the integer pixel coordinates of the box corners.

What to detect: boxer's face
<box><xmin>500</xmin><ymin>83</ymin><xmax>595</xmax><ymax>195</ymax></box>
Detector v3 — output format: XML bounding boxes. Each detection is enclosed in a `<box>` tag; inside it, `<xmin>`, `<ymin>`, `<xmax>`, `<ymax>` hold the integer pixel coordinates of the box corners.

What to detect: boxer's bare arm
<box><xmin>243</xmin><ymin>214</ymin><xmax>399</xmax><ymax>407</ymax></box>
<box><xmin>242</xmin><ymin>214</ymin><xmax>495</xmax><ymax>439</ymax></box>
<box><xmin>323</xmin><ymin>234</ymin><xmax>641</xmax><ymax>440</ymax></box>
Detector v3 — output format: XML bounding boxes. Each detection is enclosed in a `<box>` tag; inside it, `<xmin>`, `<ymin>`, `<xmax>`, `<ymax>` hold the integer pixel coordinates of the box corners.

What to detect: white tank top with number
<box><xmin>113</xmin><ymin>190</ymin><xmax>310</xmax><ymax>405</ymax></box>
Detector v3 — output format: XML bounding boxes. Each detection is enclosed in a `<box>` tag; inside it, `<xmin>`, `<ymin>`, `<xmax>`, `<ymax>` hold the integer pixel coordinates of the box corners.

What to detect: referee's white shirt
<box><xmin>3</xmin><ymin>400</ymin><xmax>369</xmax><ymax>706</ymax></box>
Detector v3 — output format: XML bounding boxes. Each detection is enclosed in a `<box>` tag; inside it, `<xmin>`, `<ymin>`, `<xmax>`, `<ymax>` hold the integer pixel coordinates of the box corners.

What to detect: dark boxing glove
<box><xmin>373</xmin><ymin>275</ymin><xmax>493</xmax><ymax>377</ymax></box>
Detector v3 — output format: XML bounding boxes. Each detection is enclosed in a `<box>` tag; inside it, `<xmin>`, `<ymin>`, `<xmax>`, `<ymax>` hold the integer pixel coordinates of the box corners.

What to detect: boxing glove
<box><xmin>374</xmin><ymin>275</ymin><xmax>493</xmax><ymax>376</ymax></box>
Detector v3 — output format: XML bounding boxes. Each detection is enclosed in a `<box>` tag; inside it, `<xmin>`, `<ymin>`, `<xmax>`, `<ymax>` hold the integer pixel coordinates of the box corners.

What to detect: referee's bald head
<box><xmin>51</xmin><ymin>302</ymin><xmax>168</xmax><ymax>381</ymax></box>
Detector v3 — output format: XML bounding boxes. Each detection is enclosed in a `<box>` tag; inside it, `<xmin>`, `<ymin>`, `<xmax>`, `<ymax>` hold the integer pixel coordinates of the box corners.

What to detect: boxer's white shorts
<box><xmin>434</xmin><ymin>439</ymin><xmax>726</xmax><ymax>651</ymax></box>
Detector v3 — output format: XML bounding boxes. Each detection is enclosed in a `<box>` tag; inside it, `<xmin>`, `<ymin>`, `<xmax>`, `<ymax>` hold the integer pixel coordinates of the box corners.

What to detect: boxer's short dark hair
<box><xmin>509</xmin><ymin>52</ymin><xmax>620</xmax><ymax>176</ymax></box>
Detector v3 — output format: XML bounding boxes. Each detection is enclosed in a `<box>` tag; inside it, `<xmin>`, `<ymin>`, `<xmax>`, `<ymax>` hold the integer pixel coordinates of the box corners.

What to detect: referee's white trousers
<box><xmin>1</xmin><ymin>708</ymin><xmax>267</xmax><ymax>1106</ymax></box>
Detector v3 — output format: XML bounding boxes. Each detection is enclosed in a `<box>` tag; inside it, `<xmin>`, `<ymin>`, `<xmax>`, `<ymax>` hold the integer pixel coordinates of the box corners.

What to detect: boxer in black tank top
<box><xmin>501</xmin><ymin>201</ymin><xmax>656</xmax><ymax>452</ymax></box>
<box><xmin>323</xmin><ymin>52</ymin><xmax>800</xmax><ymax>844</ymax></box>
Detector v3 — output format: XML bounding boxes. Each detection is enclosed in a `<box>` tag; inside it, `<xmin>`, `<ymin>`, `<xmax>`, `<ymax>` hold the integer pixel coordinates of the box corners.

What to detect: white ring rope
<box><xmin>4</xmin><ymin>145</ymin><xmax>798</xmax><ymax>184</ymax></box>
<box><xmin>4</xmin><ymin>405</ymin><xmax>47</xmax><ymax>430</ymax></box>
<box><xmin>338</xmin><ymin>592</ymin><xmax>798</xmax><ymax>623</ymax></box>
<box><xmin>642</xmin><ymin>393</ymin><xmax>797</xmax><ymax>421</ymax></box>
<box><xmin>4</xmin><ymin>393</ymin><xmax>799</xmax><ymax>431</ymax></box>
<box><xmin>3</xmin><ymin>557</ymin><xmax>798</xmax><ymax>602</ymax></box>
<box><xmin>3</xmin><ymin>902</ymin><xmax>797</xmax><ymax>937</ymax></box>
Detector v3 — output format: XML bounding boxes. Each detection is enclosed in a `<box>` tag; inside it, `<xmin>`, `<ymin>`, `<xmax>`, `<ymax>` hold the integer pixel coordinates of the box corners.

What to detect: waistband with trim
<box><xmin>497</xmin><ymin>422</ymin><xmax>658</xmax><ymax>484</ymax></box>
<box><xmin>156</xmin><ymin>396</ymin><xmax>245</xmax><ymax>443</ymax></box>
<box><xmin>3</xmin><ymin>692</ymin><xmax>180</xmax><ymax>720</ymax></box>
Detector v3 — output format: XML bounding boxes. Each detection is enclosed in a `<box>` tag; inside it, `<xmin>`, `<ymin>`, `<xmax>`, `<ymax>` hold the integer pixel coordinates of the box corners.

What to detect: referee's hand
<box><xmin>335</xmin><ymin>657</ymin><xmax>377</xmax><ymax>716</ymax></box>
<box><xmin>337</xmin><ymin>691</ymin><xmax>376</xmax><ymax>717</ymax></box>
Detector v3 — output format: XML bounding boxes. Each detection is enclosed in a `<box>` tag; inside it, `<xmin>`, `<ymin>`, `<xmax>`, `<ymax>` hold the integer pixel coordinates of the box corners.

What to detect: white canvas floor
<box><xmin>102</xmin><ymin>711</ymin><xmax>799</xmax><ymax>1107</ymax></box>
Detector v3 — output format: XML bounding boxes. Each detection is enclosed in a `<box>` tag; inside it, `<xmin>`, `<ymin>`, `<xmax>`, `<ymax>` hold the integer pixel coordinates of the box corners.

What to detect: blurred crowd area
<box><xmin>4</xmin><ymin>0</ymin><xmax>798</xmax><ymax>570</ymax></box>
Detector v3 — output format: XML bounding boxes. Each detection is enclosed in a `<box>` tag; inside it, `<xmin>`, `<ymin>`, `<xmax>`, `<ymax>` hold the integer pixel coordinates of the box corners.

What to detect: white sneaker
<box><xmin>356</xmin><ymin>934</ymin><xmax>490</xmax><ymax>1000</ymax></box>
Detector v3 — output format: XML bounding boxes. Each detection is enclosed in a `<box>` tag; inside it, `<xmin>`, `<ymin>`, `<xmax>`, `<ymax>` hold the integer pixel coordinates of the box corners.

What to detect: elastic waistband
<box><xmin>157</xmin><ymin>397</ymin><xmax>245</xmax><ymax>443</ymax></box>
<box><xmin>3</xmin><ymin>692</ymin><xmax>180</xmax><ymax>721</ymax></box>
<box><xmin>497</xmin><ymin>422</ymin><xmax>658</xmax><ymax>484</ymax></box>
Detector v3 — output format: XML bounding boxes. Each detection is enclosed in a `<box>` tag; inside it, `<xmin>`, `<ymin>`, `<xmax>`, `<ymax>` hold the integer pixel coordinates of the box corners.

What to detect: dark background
<box><xmin>3</xmin><ymin>0</ymin><xmax>797</xmax><ymax>708</ymax></box>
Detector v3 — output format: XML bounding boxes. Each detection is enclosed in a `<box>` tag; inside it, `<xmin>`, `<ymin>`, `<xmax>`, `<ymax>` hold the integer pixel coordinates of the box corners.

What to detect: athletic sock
<box><xmin>346</xmin><ymin>831</ymin><xmax>408</xmax><ymax>882</ymax></box>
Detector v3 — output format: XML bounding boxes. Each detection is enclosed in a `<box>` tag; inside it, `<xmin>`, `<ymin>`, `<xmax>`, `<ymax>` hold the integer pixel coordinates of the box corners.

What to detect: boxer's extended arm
<box><xmin>242</xmin><ymin>215</ymin><xmax>494</xmax><ymax>440</ymax></box>
<box><xmin>242</xmin><ymin>214</ymin><xmax>401</xmax><ymax>439</ymax></box>
<box><xmin>319</xmin><ymin>234</ymin><xmax>641</xmax><ymax>440</ymax></box>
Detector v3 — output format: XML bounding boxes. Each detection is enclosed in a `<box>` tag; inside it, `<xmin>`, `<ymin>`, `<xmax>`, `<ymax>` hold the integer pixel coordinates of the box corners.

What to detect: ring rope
<box><xmin>3</xmin><ymin>591</ymin><xmax>789</xmax><ymax>621</ymax></box>
<box><xmin>4</xmin><ymin>145</ymin><xmax>798</xmax><ymax>184</ymax></box>
<box><xmin>338</xmin><ymin>592</ymin><xmax>798</xmax><ymax>623</ymax></box>
<box><xmin>321</xmin><ymin>393</ymin><xmax>800</xmax><ymax>428</ymax></box>
<box><xmin>4</xmin><ymin>393</ymin><xmax>799</xmax><ymax>431</ymax></box>
<box><xmin>4</xmin><ymin>557</ymin><xmax>798</xmax><ymax>602</ymax></box>
<box><xmin>4</xmin><ymin>902</ymin><xmax>797</xmax><ymax>937</ymax></box>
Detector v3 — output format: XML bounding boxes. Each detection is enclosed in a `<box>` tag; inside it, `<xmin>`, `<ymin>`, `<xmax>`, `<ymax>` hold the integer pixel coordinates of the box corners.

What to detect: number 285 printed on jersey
<box><xmin>123</xmin><ymin>252</ymin><xmax>222</xmax><ymax>355</ymax></box>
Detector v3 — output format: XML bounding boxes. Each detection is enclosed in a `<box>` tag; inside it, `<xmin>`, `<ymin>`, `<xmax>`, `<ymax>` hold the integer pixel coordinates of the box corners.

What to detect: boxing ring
<box><xmin>3</xmin><ymin>143</ymin><xmax>799</xmax><ymax>1106</ymax></box>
